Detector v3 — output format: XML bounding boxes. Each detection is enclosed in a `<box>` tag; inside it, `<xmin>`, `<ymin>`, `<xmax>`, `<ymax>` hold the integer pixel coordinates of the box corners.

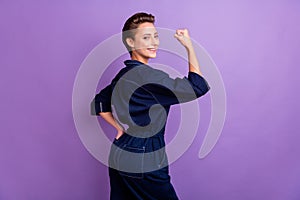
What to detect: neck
<box><xmin>131</xmin><ymin>53</ymin><xmax>149</xmax><ymax>64</ymax></box>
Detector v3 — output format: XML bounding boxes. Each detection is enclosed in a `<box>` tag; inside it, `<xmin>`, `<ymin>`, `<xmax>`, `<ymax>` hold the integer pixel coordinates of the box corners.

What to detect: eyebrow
<box><xmin>143</xmin><ymin>32</ymin><xmax>159</xmax><ymax>36</ymax></box>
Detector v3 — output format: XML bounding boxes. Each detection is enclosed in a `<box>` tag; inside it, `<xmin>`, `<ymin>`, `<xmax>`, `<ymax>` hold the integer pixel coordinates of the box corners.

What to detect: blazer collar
<box><xmin>124</xmin><ymin>60</ymin><xmax>148</xmax><ymax>67</ymax></box>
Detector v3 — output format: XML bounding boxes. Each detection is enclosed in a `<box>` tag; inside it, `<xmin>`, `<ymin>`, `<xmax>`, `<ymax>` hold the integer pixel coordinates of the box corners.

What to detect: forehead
<box><xmin>135</xmin><ymin>22</ymin><xmax>157</xmax><ymax>34</ymax></box>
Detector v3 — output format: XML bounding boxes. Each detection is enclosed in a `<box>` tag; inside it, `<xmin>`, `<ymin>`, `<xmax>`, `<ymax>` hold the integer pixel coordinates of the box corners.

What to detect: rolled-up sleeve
<box><xmin>93</xmin><ymin>85</ymin><xmax>112</xmax><ymax>115</ymax></box>
<box><xmin>187</xmin><ymin>72</ymin><xmax>210</xmax><ymax>97</ymax></box>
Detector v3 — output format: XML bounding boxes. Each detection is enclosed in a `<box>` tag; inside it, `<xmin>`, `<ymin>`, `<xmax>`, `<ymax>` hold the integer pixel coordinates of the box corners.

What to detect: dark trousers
<box><xmin>109</xmin><ymin>167</ymin><xmax>179</xmax><ymax>200</ymax></box>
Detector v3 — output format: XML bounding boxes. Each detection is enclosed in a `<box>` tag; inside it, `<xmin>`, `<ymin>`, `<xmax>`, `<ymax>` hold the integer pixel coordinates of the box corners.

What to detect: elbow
<box><xmin>99</xmin><ymin>112</ymin><xmax>106</xmax><ymax>117</ymax></box>
<box><xmin>90</xmin><ymin>98</ymin><xmax>98</xmax><ymax>116</ymax></box>
<box><xmin>194</xmin><ymin>84</ymin><xmax>210</xmax><ymax>98</ymax></box>
<box><xmin>90</xmin><ymin>97</ymin><xmax>103</xmax><ymax>116</ymax></box>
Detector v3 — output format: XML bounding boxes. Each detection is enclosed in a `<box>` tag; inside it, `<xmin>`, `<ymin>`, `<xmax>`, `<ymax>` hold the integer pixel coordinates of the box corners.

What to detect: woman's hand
<box><xmin>99</xmin><ymin>112</ymin><xmax>124</xmax><ymax>140</ymax></box>
<box><xmin>174</xmin><ymin>28</ymin><xmax>202</xmax><ymax>75</ymax></box>
<box><xmin>174</xmin><ymin>29</ymin><xmax>193</xmax><ymax>50</ymax></box>
<box><xmin>115</xmin><ymin>122</ymin><xmax>124</xmax><ymax>140</ymax></box>
<box><xmin>115</xmin><ymin>129</ymin><xmax>124</xmax><ymax>140</ymax></box>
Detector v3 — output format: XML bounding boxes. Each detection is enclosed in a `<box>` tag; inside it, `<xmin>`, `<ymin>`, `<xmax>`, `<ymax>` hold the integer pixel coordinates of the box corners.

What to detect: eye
<box><xmin>154</xmin><ymin>35</ymin><xmax>159</xmax><ymax>39</ymax></box>
<box><xmin>143</xmin><ymin>36</ymin><xmax>150</xmax><ymax>40</ymax></box>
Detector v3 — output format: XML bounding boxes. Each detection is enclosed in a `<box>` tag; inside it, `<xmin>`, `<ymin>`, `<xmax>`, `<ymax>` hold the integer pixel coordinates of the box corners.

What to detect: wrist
<box><xmin>185</xmin><ymin>43</ymin><xmax>194</xmax><ymax>53</ymax></box>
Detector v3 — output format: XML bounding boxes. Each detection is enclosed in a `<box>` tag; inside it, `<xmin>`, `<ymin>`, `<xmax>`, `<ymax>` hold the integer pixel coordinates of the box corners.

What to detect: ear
<box><xmin>125</xmin><ymin>37</ymin><xmax>135</xmax><ymax>49</ymax></box>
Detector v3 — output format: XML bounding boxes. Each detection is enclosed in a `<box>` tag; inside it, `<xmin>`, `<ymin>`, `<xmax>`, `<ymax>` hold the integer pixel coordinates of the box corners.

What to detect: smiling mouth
<box><xmin>147</xmin><ymin>48</ymin><xmax>157</xmax><ymax>53</ymax></box>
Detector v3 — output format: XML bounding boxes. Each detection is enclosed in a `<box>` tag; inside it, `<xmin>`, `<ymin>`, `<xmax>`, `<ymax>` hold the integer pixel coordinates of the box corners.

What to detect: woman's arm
<box><xmin>99</xmin><ymin>112</ymin><xmax>124</xmax><ymax>140</ymax></box>
<box><xmin>174</xmin><ymin>29</ymin><xmax>202</xmax><ymax>76</ymax></box>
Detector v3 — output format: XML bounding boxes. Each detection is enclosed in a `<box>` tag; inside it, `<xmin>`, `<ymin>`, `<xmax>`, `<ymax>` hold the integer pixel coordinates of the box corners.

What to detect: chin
<box><xmin>148</xmin><ymin>53</ymin><xmax>157</xmax><ymax>58</ymax></box>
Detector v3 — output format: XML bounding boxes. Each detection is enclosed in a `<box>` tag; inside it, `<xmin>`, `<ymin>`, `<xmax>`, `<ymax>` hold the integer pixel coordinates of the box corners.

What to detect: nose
<box><xmin>151</xmin><ymin>36</ymin><xmax>159</xmax><ymax>47</ymax></box>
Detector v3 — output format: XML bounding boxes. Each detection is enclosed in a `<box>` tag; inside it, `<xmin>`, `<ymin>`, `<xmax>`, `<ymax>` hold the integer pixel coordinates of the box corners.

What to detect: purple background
<box><xmin>1</xmin><ymin>0</ymin><xmax>300</xmax><ymax>199</ymax></box>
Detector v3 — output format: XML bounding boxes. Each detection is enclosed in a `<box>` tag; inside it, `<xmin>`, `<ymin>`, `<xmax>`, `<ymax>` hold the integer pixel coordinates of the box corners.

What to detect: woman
<box><xmin>93</xmin><ymin>12</ymin><xmax>210</xmax><ymax>200</ymax></box>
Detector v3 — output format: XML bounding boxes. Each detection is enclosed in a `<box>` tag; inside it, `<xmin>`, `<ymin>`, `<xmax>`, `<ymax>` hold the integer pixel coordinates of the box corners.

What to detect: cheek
<box><xmin>133</xmin><ymin>41</ymin><xmax>141</xmax><ymax>49</ymax></box>
<box><xmin>136</xmin><ymin>40</ymin><xmax>151</xmax><ymax>48</ymax></box>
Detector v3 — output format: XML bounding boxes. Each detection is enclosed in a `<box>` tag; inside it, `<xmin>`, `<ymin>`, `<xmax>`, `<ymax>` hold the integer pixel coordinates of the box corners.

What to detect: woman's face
<box><xmin>129</xmin><ymin>22</ymin><xmax>159</xmax><ymax>62</ymax></box>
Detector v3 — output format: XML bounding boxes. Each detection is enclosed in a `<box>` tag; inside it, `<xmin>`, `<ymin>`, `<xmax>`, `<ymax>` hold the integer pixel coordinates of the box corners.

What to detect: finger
<box><xmin>176</xmin><ymin>29</ymin><xmax>184</xmax><ymax>36</ymax></box>
<box><xmin>174</xmin><ymin>33</ymin><xmax>180</xmax><ymax>40</ymax></box>
<box><xmin>175</xmin><ymin>30</ymin><xmax>184</xmax><ymax>36</ymax></box>
<box><xmin>177</xmin><ymin>29</ymin><xmax>188</xmax><ymax>36</ymax></box>
<box><xmin>183</xmin><ymin>29</ymin><xmax>189</xmax><ymax>36</ymax></box>
<box><xmin>174</xmin><ymin>33</ymin><xmax>183</xmax><ymax>40</ymax></box>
